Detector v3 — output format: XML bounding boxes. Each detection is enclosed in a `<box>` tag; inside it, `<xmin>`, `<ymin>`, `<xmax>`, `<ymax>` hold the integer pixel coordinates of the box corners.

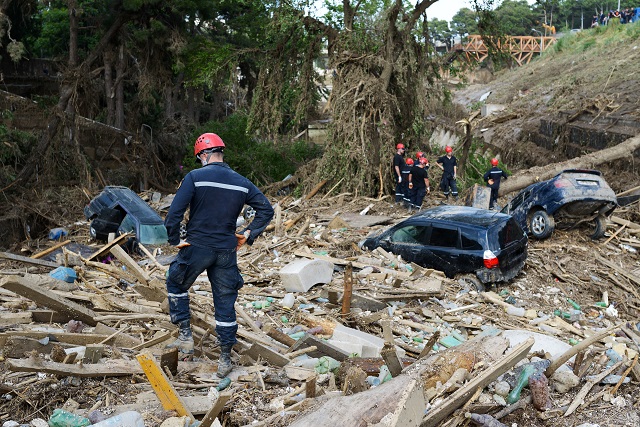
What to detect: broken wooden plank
<box><xmin>287</xmin><ymin>334</ymin><xmax>350</xmax><ymax>362</ymax></box>
<box><xmin>136</xmin><ymin>351</ymin><xmax>195</xmax><ymax>422</ymax></box>
<box><xmin>109</xmin><ymin>244</ymin><xmax>150</xmax><ymax>284</ymax></box>
<box><xmin>199</xmin><ymin>392</ymin><xmax>232</xmax><ymax>427</ymax></box>
<box><xmin>1</xmin><ymin>336</ymin><xmax>74</xmax><ymax>359</ymax></box>
<box><xmin>0</xmin><ymin>252</ymin><xmax>59</xmax><ymax>268</ymax></box>
<box><xmin>0</xmin><ymin>275</ymin><xmax>98</xmax><ymax>326</ymax></box>
<box><xmin>243</xmin><ymin>342</ymin><xmax>290</xmax><ymax>367</ymax></box>
<box><xmin>0</xmin><ymin>311</ymin><xmax>33</xmax><ymax>326</ymax></box>
<box><xmin>0</xmin><ymin>332</ymin><xmax>113</xmax><ymax>347</ymax></box>
<box><xmin>6</xmin><ymin>358</ymin><xmax>143</xmax><ymax>377</ymax></box>
<box><xmin>85</xmin><ymin>232</ymin><xmax>131</xmax><ymax>261</ymax></box>
<box><xmin>294</xmin><ymin>250</ymin><xmax>411</xmax><ymax>278</ymax></box>
<box><xmin>31</xmin><ymin>240</ymin><xmax>71</xmax><ymax>259</ymax></box>
<box><xmin>420</xmin><ymin>337</ymin><xmax>535</xmax><ymax>427</ymax></box>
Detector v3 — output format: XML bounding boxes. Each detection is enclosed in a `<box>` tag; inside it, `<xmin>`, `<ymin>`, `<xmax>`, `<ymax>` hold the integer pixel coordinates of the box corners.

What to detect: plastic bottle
<box><xmin>281</xmin><ymin>293</ymin><xmax>295</xmax><ymax>309</ymax></box>
<box><xmin>506</xmin><ymin>306</ymin><xmax>525</xmax><ymax>317</ymax></box>
<box><xmin>506</xmin><ymin>364</ymin><xmax>536</xmax><ymax>404</ymax></box>
<box><xmin>48</xmin><ymin>227</ymin><xmax>69</xmax><ymax>240</ymax></box>
<box><xmin>465</xmin><ymin>413</ymin><xmax>508</xmax><ymax>427</ymax></box>
<box><xmin>88</xmin><ymin>411</ymin><xmax>144</xmax><ymax>427</ymax></box>
<box><xmin>48</xmin><ymin>409</ymin><xmax>91</xmax><ymax>427</ymax></box>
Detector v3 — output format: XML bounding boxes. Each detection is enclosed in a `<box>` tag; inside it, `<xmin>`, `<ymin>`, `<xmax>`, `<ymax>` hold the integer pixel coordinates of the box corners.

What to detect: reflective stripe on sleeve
<box><xmin>195</xmin><ymin>182</ymin><xmax>249</xmax><ymax>193</ymax></box>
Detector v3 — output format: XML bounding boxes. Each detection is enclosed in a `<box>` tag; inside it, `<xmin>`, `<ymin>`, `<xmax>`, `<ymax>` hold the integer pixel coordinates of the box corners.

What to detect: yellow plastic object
<box><xmin>136</xmin><ymin>352</ymin><xmax>195</xmax><ymax>422</ymax></box>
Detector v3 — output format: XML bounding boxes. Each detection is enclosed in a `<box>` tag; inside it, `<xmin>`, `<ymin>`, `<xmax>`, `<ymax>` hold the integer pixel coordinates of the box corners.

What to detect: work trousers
<box><xmin>166</xmin><ymin>245</ymin><xmax>243</xmax><ymax>346</ymax></box>
<box><xmin>489</xmin><ymin>187</ymin><xmax>499</xmax><ymax>208</ymax></box>
<box><xmin>411</xmin><ymin>187</ymin><xmax>427</xmax><ymax>210</ymax></box>
<box><xmin>440</xmin><ymin>175</ymin><xmax>458</xmax><ymax>198</ymax></box>
<box><xmin>395</xmin><ymin>178</ymin><xmax>404</xmax><ymax>202</ymax></box>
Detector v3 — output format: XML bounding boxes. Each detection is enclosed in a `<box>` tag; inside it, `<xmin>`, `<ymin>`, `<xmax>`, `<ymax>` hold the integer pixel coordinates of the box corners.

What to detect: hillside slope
<box><xmin>454</xmin><ymin>24</ymin><xmax>640</xmax><ymax>193</ymax></box>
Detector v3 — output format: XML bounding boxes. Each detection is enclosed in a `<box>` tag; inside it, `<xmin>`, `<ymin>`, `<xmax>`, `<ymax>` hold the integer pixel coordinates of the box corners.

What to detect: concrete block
<box><xmin>481</xmin><ymin>103</ymin><xmax>506</xmax><ymax>117</ymax></box>
<box><xmin>327</xmin><ymin>339</ymin><xmax>363</xmax><ymax>356</ymax></box>
<box><xmin>280</xmin><ymin>258</ymin><xmax>334</xmax><ymax>292</ymax></box>
<box><xmin>331</xmin><ymin>324</ymin><xmax>385</xmax><ymax>357</ymax></box>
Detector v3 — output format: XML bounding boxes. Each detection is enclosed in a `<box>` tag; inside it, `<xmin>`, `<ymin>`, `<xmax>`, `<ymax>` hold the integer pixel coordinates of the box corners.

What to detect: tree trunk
<box><xmin>458</xmin><ymin>121</ymin><xmax>472</xmax><ymax>178</ymax></box>
<box><xmin>10</xmin><ymin>9</ymin><xmax>130</xmax><ymax>188</ymax></box>
<box><xmin>287</xmin><ymin>335</ymin><xmax>512</xmax><ymax>427</ymax></box>
<box><xmin>499</xmin><ymin>134</ymin><xmax>640</xmax><ymax>196</ymax></box>
<box><xmin>115</xmin><ymin>44</ymin><xmax>125</xmax><ymax>130</ymax></box>
<box><xmin>68</xmin><ymin>0</ymin><xmax>78</xmax><ymax>68</ymax></box>
<box><xmin>103</xmin><ymin>49</ymin><xmax>115</xmax><ymax>126</ymax></box>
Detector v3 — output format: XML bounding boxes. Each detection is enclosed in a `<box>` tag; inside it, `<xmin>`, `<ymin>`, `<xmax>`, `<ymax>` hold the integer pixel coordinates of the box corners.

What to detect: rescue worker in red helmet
<box><xmin>401</xmin><ymin>158</ymin><xmax>414</xmax><ymax>207</ymax></box>
<box><xmin>408</xmin><ymin>157</ymin><xmax>430</xmax><ymax>211</ymax></box>
<box><xmin>436</xmin><ymin>145</ymin><xmax>458</xmax><ymax>202</ymax></box>
<box><xmin>164</xmin><ymin>132</ymin><xmax>274</xmax><ymax>378</ymax></box>
<box><xmin>393</xmin><ymin>143</ymin><xmax>406</xmax><ymax>204</ymax></box>
<box><xmin>483</xmin><ymin>157</ymin><xmax>508</xmax><ymax>209</ymax></box>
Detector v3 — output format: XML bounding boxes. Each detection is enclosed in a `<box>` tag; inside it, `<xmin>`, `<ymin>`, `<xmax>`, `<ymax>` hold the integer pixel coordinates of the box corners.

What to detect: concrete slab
<box><xmin>280</xmin><ymin>258</ymin><xmax>334</xmax><ymax>292</ymax></box>
<box><xmin>331</xmin><ymin>324</ymin><xmax>385</xmax><ymax>357</ymax></box>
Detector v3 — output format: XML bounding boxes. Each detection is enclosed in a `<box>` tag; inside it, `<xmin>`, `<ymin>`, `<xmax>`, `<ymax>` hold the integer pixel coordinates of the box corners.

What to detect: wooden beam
<box><xmin>0</xmin><ymin>252</ymin><xmax>59</xmax><ymax>268</ymax></box>
<box><xmin>136</xmin><ymin>351</ymin><xmax>195</xmax><ymax>422</ymax></box>
<box><xmin>287</xmin><ymin>334</ymin><xmax>350</xmax><ymax>362</ymax></box>
<box><xmin>0</xmin><ymin>275</ymin><xmax>98</xmax><ymax>325</ymax></box>
<box><xmin>109</xmin><ymin>244</ymin><xmax>150</xmax><ymax>284</ymax></box>
<box><xmin>31</xmin><ymin>240</ymin><xmax>71</xmax><ymax>259</ymax></box>
<box><xmin>199</xmin><ymin>392</ymin><xmax>232</xmax><ymax>427</ymax></box>
<box><xmin>6</xmin><ymin>358</ymin><xmax>143</xmax><ymax>377</ymax></box>
<box><xmin>85</xmin><ymin>232</ymin><xmax>131</xmax><ymax>261</ymax></box>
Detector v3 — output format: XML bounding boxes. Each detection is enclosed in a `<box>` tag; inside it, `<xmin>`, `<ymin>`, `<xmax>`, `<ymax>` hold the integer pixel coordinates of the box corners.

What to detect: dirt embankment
<box><xmin>453</xmin><ymin>25</ymin><xmax>640</xmax><ymax>195</ymax></box>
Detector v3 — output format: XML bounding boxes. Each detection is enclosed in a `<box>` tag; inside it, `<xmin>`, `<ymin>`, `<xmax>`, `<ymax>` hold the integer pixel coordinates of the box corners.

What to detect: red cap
<box><xmin>445</xmin><ymin>145</ymin><xmax>453</xmax><ymax>153</ymax></box>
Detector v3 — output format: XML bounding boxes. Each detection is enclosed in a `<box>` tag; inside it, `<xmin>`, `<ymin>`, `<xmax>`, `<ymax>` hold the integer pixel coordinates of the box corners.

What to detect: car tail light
<box><xmin>484</xmin><ymin>250</ymin><xmax>499</xmax><ymax>269</ymax></box>
<box><xmin>554</xmin><ymin>178</ymin><xmax>571</xmax><ymax>188</ymax></box>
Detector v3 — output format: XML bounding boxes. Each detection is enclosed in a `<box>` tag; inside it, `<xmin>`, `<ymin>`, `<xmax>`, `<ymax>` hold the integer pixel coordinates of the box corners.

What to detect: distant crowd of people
<box><xmin>592</xmin><ymin>8</ymin><xmax>640</xmax><ymax>27</ymax></box>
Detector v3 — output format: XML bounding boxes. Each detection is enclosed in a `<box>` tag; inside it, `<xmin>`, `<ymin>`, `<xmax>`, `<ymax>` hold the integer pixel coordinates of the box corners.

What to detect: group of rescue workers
<box><xmin>393</xmin><ymin>143</ymin><xmax>508</xmax><ymax>211</ymax></box>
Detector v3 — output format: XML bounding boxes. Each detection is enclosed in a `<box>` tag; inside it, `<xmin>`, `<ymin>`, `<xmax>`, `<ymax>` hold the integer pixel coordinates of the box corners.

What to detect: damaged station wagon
<box><xmin>501</xmin><ymin>170</ymin><xmax>617</xmax><ymax>240</ymax></box>
<box><xmin>360</xmin><ymin>206</ymin><xmax>528</xmax><ymax>288</ymax></box>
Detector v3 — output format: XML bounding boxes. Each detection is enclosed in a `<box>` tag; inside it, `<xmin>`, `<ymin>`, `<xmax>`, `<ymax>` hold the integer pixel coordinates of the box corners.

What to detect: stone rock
<box><xmin>551</xmin><ymin>370</ymin><xmax>580</xmax><ymax>393</ymax></box>
<box><xmin>159</xmin><ymin>416</ymin><xmax>189</xmax><ymax>427</ymax></box>
<box><xmin>30</xmin><ymin>419</ymin><xmax>48</xmax><ymax>427</ymax></box>
<box><xmin>494</xmin><ymin>380</ymin><xmax>510</xmax><ymax>397</ymax></box>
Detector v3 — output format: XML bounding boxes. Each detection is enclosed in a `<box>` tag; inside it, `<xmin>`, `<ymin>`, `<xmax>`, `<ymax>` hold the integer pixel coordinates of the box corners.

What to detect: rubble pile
<box><xmin>0</xmin><ymin>189</ymin><xmax>639</xmax><ymax>427</ymax></box>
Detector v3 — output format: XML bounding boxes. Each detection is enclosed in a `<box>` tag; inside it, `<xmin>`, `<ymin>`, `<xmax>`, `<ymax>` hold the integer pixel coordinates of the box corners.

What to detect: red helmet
<box><xmin>396</xmin><ymin>143</ymin><xmax>405</xmax><ymax>150</ymax></box>
<box><xmin>491</xmin><ymin>158</ymin><xmax>499</xmax><ymax>166</ymax></box>
<box><xmin>445</xmin><ymin>145</ymin><xmax>453</xmax><ymax>153</ymax></box>
<box><xmin>194</xmin><ymin>133</ymin><xmax>225</xmax><ymax>157</ymax></box>
<box><xmin>416</xmin><ymin>151</ymin><xmax>425</xmax><ymax>159</ymax></box>
<box><xmin>405</xmin><ymin>158</ymin><xmax>414</xmax><ymax>166</ymax></box>
<box><xmin>419</xmin><ymin>157</ymin><xmax>428</xmax><ymax>165</ymax></box>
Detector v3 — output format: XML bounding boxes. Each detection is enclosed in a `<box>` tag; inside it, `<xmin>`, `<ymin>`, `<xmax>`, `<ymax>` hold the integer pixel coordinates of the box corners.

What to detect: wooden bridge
<box><xmin>451</xmin><ymin>35</ymin><xmax>557</xmax><ymax>66</ymax></box>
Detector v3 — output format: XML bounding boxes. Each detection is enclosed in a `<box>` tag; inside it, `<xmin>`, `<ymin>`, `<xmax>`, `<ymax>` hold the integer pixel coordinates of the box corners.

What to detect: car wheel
<box><xmin>458</xmin><ymin>274</ymin><xmax>485</xmax><ymax>292</ymax></box>
<box><xmin>528</xmin><ymin>209</ymin><xmax>555</xmax><ymax>239</ymax></box>
<box><xmin>591</xmin><ymin>214</ymin><xmax>607</xmax><ymax>240</ymax></box>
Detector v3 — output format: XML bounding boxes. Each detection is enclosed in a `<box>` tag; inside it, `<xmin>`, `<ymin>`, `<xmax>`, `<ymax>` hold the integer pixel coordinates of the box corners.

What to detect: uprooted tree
<box><xmin>247</xmin><ymin>0</ymin><xmax>447</xmax><ymax>198</ymax></box>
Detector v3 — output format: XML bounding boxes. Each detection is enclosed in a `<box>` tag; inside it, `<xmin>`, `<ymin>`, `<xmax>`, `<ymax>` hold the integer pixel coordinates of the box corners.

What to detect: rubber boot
<box><xmin>166</xmin><ymin>320</ymin><xmax>194</xmax><ymax>354</ymax></box>
<box><xmin>217</xmin><ymin>345</ymin><xmax>233</xmax><ymax>378</ymax></box>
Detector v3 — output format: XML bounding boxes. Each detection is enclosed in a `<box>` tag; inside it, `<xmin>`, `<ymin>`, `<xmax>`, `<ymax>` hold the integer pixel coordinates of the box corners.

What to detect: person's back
<box><xmin>166</xmin><ymin>163</ymin><xmax>272</xmax><ymax>249</ymax></box>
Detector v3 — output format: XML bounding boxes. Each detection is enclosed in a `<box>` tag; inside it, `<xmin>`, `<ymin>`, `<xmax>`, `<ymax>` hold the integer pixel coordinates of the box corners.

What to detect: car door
<box><xmin>385</xmin><ymin>223</ymin><xmax>433</xmax><ymax>266</ymax></box>
<box><xmin>424</xmin><ymin>224</ymin><xmax>462</xmax><ymax>277</ymax></box>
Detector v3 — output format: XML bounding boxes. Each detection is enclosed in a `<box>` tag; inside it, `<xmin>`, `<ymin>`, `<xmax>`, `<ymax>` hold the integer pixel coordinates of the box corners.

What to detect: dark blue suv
<box><xmin>501</xmin><ymin>170</ymin><xmax>617</xmax><ymax>240</ymax></box>
<box><xmin>360</xmin><ymin>206</ymin><xmax>528</xmax><ymax>288</ymax></box>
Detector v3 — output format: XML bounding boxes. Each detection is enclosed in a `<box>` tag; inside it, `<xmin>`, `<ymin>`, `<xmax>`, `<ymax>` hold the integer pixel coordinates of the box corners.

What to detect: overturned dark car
<box><xmin>360</xmin><ymin>206</ymin><xmax>528</xmax><ymax>287</ymax></box>
<box><xmin>501</xmin><ymin>170</ymin><xmax>617</xmax><ymax>240</ymax></box>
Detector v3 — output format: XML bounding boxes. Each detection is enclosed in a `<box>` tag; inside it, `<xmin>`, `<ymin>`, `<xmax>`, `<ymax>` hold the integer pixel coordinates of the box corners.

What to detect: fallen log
<box><xmin>499</xmin><ymin>133</ymin><xmax>640</xmax><ymax>196</ymax></box>
<box><xmin>286</xmin><ymin>334</ymin><xmax>529</xmax><ymax>427</ymax></box>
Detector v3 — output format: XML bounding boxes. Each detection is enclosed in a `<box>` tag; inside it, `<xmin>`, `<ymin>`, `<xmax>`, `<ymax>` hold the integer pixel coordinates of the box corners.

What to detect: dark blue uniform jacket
<box><xmin>165</xmin><ymin>162</ymin><xmax>274</xmax><ymax>249</ymax></box>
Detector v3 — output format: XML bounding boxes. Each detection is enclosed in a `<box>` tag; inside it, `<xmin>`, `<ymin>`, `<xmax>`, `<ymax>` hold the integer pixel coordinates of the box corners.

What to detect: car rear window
<box><xmin>496</xmin><ymin>218</ymin><xmax>522</xmax><ymax>247</ymax></box>
<box><xmin>460</xmin><ymin>228</ymin><xmax>483</xmax><ymax>250</ymax></box>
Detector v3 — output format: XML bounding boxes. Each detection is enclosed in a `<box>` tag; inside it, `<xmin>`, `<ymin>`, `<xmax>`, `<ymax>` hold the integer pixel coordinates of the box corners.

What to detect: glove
<box><xmin>408</xmin><ymin>182</ymin><xmax>413</xmax><ymax>189</ymax></box>
<box><xmin>176</xmin><ymin>240</ymin><xmax>191</xmax><ymax>249</ymax></box>
<box><xmin>235</xmin><ymin>230</ymin><xmax>250</xmax><ymax>251</ymax></box>
<box><xmin>398</xmin><ymin>176</ymin><xmax>402</xmax><ymax>183</ymax></box>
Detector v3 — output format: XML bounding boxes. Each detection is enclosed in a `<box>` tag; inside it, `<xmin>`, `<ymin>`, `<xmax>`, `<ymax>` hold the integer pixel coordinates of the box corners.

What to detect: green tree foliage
<box><xmin>451</xmin><ymin>7</ymin><xmax>479</xmax><ymax>37</ymax></box>
<box><xmin>429</xmin><ymin>18</ymin><xmax>454</xmax><ymax>49</ymax></box>
<box><xmin>495</xmin><ymin>0</ymin><xmax>538</xmax><ymax>36</ymax></box>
